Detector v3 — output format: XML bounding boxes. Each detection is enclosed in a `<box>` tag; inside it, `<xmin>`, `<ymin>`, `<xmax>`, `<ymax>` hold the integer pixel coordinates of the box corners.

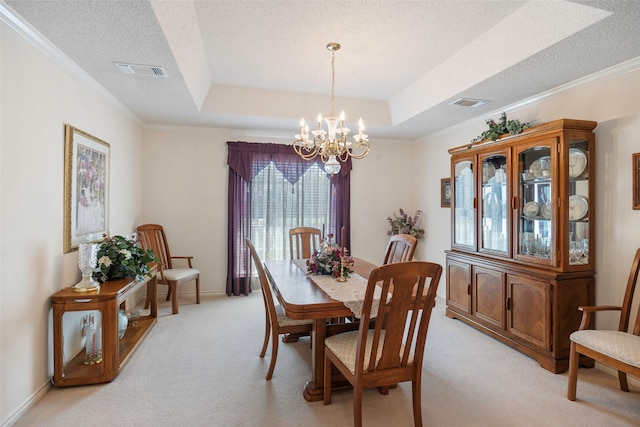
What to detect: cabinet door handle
<box><xmin>467</xmin><ymin>284</ymin><xmax>471</xmax><ymax>295</ymax></box>
<box><xmin>505</xmin><ymin>297</ymin><xmax>512</xmax><ymax>310</ymax></box>
<box><xmin>512</xmin><ymin>196</ymin><xmax>517</xmax><ymax>210</ymax></box>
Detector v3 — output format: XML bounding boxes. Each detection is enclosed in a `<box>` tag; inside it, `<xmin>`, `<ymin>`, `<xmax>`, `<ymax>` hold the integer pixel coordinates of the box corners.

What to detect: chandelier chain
<box><xmin>330</xmin><ymin>49</ymin><xmax>335</xmax><ymax>118</ymax></box>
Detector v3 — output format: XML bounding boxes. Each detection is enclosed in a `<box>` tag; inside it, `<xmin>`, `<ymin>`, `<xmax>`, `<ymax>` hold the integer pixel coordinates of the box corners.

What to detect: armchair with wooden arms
<box><xmin>136</xmin><ymin>224</ymin><xmax>200</xmax><ymax>315</ymax></box>
<box><xmin>567</xmin><ymin>248</ymin><xmax>640</xmax><ymax>401</ymax></box>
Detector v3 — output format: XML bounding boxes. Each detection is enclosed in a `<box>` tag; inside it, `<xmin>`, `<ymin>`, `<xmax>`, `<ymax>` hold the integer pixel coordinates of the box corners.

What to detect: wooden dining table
<box><xmin>264</xmin><ymin>257</ymin><xmax>377</xmax><ymax>402</ymax></box>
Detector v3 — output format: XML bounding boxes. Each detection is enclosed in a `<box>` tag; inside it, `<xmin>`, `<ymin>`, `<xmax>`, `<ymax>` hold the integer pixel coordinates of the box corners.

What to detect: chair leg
<box><xmin>567</xmin><ymin>342</ymin><xmax>579</xmax><ymax>401</ymax></box>
<box><xmin>324</xmin><ymin>354</ymin><xmax>332</xmax><ymax>404</ymax></box>
<box><xmin>170</xmin><ymin>282</ymin><xmax>179</xmax><ymax>314</ymax></box>
<box><xmin>266</xmin><ymin>329</ymin><xmax>279</xmax><ymax>380</ymax></box>
<box><xmin>260</xmin><ymin>317</ymin><xmax>270</xmax><ymax>358</ymax></box>
<box><xmin>195</xmin><ymin>277</ymin><xmax>200</xmax><ymax>304</ymax></box>
<box><xmin>353</xmin><ymin>384</ymin><xmax>363</xmax><ymax>427</ymax></box>
<box><xmin>619</xmin><ymin>371</ymin><xmax>630</xmax><ymax>392</ymax></box>
<box><xmin>165</xmin><ymin>285</ymin><xmax>172</xmax><ymax>301</ymax></box>
<box><xmin>412</xmin><ymin>377</ymin><xmax>423</xmax><ymax>427</ymax></box>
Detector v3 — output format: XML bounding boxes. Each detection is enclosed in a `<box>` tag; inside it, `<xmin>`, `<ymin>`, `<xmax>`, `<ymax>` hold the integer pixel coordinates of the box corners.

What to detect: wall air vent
<box><xmin>114</xmin><ymin>62</ymin><xmax>168</xmax><ymax>77</ymax></box>
<box><xmin>450</xmin><ymin>98</ymin><xmax>489</xmax><ymax>108</ymax></box>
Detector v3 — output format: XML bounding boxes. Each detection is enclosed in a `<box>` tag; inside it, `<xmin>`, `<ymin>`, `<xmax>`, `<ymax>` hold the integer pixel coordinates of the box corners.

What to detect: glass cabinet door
<box><xmin>567</xmin><ymin>137</ymin><xmax>590</xmax><ymax>266</ymax></box>
<box><xmin>453</xmin><ymin>157</ymin><xmax>475</xmax><ymax>249</ymax></box>
<box><xmin>516</xmin><ymin>143</ymin><xmax>555</xmax><ymax>265</ymax></box>
<box><xmin>480</xmin><ymin>153</ymin><xmax>509</xmax><ymax>255</ymax></box>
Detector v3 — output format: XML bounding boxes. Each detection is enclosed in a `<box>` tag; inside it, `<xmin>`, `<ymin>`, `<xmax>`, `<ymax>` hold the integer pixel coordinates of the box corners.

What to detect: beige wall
<box><xmin>3</xmin><ymin>8</ymin><xmax>640</xmax><ymax>427</ymax></box>
<box><xmin>0</xmin><ymin>22</ymin><xmax>145</xmax><ymax>424</ymax></box>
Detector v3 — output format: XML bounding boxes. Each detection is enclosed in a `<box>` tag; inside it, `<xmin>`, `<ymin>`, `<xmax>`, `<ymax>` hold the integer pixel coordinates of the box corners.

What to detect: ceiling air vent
<box><xmin>450</xmin><ymin>98</ymin><xmax>489</xmax><ymax>108</ymax></box>
<box><xmin>114</xmin><ymin>62</ymin><xmax>168</xmax><ymax>77</ymax></box>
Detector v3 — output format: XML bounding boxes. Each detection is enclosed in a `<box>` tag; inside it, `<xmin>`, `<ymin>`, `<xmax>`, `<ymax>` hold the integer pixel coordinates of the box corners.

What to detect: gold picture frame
<box><xmin>634</xmin><ymin>153</ymin><xmax>640</xmax><ymax>210</ymax></box>
<box><xmin>63</xmin><ymin>125</ymin><xmax>110</xmax><ymax>253</ymax></box>
<box><xmin>441</xmin><ymin>178</ymin><xmax>451</xmax><ymax>208</ymax></box>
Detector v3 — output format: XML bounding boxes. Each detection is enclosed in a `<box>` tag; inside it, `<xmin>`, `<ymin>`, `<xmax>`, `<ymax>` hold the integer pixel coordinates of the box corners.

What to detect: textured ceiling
<box><xmin>3</xmin><ymin>0</ymin><xmax>640</xmax><ymax>140</ymax></box>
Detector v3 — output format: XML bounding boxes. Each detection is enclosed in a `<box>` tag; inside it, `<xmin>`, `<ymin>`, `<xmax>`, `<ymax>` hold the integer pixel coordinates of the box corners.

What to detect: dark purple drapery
<box><xmin>226</xmin><ymin>141</ymin><xmax>351</xmax><ymax>296</ymax></box>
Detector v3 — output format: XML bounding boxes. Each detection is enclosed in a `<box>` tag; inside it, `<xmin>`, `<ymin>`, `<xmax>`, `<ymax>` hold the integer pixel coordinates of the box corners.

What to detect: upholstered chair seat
<box><xmin>570</xmin><ymin>330</ymin><xmax>640</xmax><ymax>368</ymax></box>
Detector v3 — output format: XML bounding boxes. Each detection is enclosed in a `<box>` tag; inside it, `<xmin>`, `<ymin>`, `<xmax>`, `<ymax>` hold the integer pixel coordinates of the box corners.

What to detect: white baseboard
<box><xmin>1</xmin><ymin>380</ymin><xmax>51</xmax><ymax>427</ymax></box>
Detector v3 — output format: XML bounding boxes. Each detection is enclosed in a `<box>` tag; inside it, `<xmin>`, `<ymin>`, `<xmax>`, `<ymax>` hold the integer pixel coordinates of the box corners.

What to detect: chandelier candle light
<box><xmin>293</xmin><ymin>42</ymin><xmax>370</xmax><ymax>175</ymax></box>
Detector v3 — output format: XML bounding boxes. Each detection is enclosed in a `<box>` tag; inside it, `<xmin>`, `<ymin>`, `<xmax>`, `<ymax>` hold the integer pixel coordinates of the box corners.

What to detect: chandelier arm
<box><xmin>293</xmin><ymin>141</ymin><xmax>321</xmax><ymax>160</ymax></box>
<box><xmin>337</xmin><ymin>150</ymin><xmax>350</xmax><ymax>162</ymax></box>
<box><xmin>348</xmin><ymin>145</ymin><xmax>370</xmax><ymax>159</ymax></box>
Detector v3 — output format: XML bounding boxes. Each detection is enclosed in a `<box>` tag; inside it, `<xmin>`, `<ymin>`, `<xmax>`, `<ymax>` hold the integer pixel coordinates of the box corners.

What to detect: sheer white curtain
<box><xmin>250</xmin><ymin>162</ymin><xmax>332</xmax><ymax>261</ymax></box>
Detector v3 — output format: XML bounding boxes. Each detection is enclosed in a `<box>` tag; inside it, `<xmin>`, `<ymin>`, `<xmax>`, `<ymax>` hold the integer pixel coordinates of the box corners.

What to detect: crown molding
<box><xmin>0</xmin><ymin>2</ymin><xmax>141</xmax><ymax>124</ymax></box>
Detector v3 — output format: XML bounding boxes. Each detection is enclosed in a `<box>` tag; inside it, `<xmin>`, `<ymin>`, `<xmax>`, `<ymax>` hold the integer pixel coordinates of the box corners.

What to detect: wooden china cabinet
<box><xmin>445</xmin><ymin>118</ymin><xmax>596</xmax><ymax>373</ymax></box>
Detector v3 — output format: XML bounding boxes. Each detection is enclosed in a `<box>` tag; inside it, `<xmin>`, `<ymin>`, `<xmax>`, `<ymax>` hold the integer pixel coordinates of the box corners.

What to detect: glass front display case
<box><xmin>453</xmin><ymin>158</ymin><xmax>475</xmax><ymax>249</ymax></box>
<box><xmin>449</xmin><ymin>119</ymin><xmax>595</xmax><ymax>272</ymax></box>
<box><xmin>480</xmin><ymin>153</ymin><xmax>508</xmax><ymax>255</ymax></box>
<box><xmin>567</xmin><ymin>138</ymin><xmax>590</xmax><ymax>266</ymax></box>
<box><xmin>517</xmin><ymin>144</ymin><xmax>554</xmax><ymax>265</ymax></box>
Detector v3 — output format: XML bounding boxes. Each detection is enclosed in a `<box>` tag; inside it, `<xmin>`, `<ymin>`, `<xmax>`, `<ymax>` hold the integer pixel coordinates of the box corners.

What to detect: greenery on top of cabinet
<box><xmin>471</xmin><ymin>112</ymin><xmax>531</xmax><ymax>143</ymax></box>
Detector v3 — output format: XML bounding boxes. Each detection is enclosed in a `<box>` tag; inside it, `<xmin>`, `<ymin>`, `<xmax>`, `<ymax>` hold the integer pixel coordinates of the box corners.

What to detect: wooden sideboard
<box><xmin>51</xmin><ymin>274</ymin><xmax>157</xmax><ymax>387</ymax></box>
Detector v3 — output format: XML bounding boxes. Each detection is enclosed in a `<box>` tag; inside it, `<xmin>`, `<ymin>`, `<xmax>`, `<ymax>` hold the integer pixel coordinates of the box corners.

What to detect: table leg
<box><xmin>303</xmin><ymin>318</ymin><xmax>326</xmax><ymax>402</ymax></box>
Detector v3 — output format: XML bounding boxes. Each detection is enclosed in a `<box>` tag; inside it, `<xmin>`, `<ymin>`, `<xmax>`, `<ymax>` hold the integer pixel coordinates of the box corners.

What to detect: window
<box><xmin>226</xmin><ymin>141</ymin><xmax>351</xmax><ymax>295</ymax></box>
<box><xmin>251</xmin><ymin>162</ymin><xmax>332</xmax><ymax>260</ymax></box>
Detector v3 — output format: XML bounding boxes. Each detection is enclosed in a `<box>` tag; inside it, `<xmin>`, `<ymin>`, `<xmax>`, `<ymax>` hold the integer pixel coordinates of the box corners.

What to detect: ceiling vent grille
<box><xmin>450</xmin><ymin>98</ymin><xmax>489</xmax><ymax>108</ymax></box>
<box><xmin>114</xmin><ymin>62</ymin><xmax>168</xmax><ymax>77</ymax></box>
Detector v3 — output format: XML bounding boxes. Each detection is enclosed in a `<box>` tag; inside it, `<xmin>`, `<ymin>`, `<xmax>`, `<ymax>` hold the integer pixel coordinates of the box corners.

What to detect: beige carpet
<box><xmin>13</xmin><ymin>293</ymin><xmax>640</xmax><ymax>427</ymax></box>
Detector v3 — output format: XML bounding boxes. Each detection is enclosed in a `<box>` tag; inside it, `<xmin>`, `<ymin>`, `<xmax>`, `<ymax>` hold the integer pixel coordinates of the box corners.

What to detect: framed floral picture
<box><xmin>441</xmin><ymin>178</ymin><xmax>451</xmax><ymax>208</ymax></box>
<box><xmin>63</xmin><ymin>125</ymin><xmax>110</xmax><ymax>253</ymax></box>
<box><xmin>634</xmin><ymin>153</ymin><xmax>640</xmax><ymax>210</ymax></box>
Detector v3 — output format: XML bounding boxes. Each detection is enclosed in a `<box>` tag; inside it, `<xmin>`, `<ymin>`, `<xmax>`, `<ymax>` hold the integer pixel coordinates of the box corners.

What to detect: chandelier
<box><xmin>293</xmin><ymin>42</ymin><xmax>370</xmax><ymax>175</ymax></box>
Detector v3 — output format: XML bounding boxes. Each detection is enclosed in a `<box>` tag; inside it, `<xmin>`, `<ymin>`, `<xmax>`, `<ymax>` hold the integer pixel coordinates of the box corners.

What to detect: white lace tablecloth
<box><xmin>292</xmin><ymin>259</ymin><xmax>381</xmax><ymax>318</ymax></box>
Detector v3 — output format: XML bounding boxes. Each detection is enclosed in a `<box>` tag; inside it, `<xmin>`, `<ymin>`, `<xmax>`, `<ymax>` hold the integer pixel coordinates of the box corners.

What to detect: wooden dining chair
<box><xmin>246</xmin><ymin>239</ymin><xmax>313</xmax><ymax>380</ymax></box>
<box><xmin>382</xmin><ymin>233</ymin><xmax>418</xmax><ymax>264</ymax></box>
<box><xmin>289</xmin><ymin>227</ymin><xmax>322</xmax><ymax>259</ymax></box>
<box><xmin>136</xmin><ymin>224</ymin><xmax>200</xmax><ymax>315</ymax></box>
<box><xmin>323</xmin><ymin>261</ymin><xmax>442</xmax><ymax>427</ymax></box>
<box><xmin>567</xmin><ymin>248</ymin><xmax>640</xmax><ymax>401</ymax></box>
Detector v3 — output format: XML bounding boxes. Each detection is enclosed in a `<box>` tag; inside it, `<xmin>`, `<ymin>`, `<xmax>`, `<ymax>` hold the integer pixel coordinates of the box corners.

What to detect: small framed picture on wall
<box><xmin>441</xmin><ymin>178</ymin><xmax>451</xmax><ymax>208</ymax></box>
<box><xmin>633</xmin><ymin>153</ymin><xmax>640</xmax><ymax>210</ymax></box>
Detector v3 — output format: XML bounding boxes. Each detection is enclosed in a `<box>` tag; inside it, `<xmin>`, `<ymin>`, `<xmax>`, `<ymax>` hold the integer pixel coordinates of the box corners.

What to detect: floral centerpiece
<box><xmin>307</xmin><ymin>234</ymin><xmax>354</xmax><ymax>278</ymax></box>
<box><xmin>387</xmin><ymin>208</ymin><xmax>425</xmax><ymax>239</ymax></box>
<box><xmin>93</xmin><ymin>234</ymin><xmax>157</xmax><ymax>283</ymax></box>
